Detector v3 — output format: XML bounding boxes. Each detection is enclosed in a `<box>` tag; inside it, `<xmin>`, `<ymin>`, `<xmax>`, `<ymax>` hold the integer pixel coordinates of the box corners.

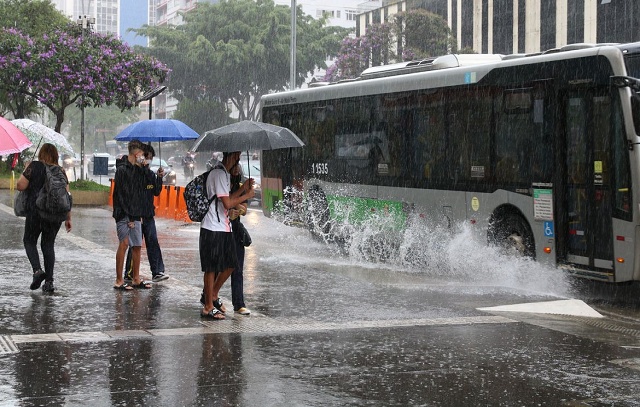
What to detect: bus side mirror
<box><xmin>631</xmin><ymin>94</ymin><xmax>640</xmax><ymax>136</ymax></box>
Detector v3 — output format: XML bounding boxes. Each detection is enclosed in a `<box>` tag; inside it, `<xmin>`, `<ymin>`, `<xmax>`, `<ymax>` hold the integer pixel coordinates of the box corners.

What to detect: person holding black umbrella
<box><xmin>200</xmin><ymin>151</ymin><xmax>255</xmax><ymax>320</ymax></box>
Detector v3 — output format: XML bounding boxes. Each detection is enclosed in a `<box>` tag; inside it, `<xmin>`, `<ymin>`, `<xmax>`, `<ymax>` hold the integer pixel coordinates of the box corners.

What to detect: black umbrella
<box><xmin>191</xmin><ymin>120</ymin><xmax>305</xmax><ymax>177</ymax></box>
<box><xmin>192</xmin><ymin>120</ymin><xmax>304</xmax><ymax>152</ymax></box>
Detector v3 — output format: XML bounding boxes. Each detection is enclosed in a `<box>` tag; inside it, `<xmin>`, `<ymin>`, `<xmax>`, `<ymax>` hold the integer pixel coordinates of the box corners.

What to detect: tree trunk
<box><xmin>54</xmin><ymin>109</ymin><xmax>65</xmax><ymax>133</ymax></box>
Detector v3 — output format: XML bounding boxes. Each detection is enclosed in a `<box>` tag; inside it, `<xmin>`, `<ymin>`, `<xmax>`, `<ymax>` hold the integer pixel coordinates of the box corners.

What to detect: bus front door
<box><xmin>561</xmin><ymin>92</ymin><xmax>614</xmax><ymax>274</ymax></box>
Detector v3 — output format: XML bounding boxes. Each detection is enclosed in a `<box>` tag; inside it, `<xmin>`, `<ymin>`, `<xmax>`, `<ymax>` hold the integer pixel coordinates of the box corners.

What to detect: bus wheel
<box><xmin>306</xmin><ymin>186</ymin><xmax>330</xmax><ymax>238</ymax></box>
<box><xmin>489</xmin><ymin>213</ymin><xmax>535</xmax><ymax>259</ymax></box>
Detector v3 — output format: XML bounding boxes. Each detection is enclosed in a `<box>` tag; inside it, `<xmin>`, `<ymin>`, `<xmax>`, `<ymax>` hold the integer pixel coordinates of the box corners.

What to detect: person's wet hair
<box><xmin>143</xmin><ymin>143</ymin><xmax>155</xmax><ymax>159</ymax></box>
<box><xmin>128</xmin><ymin>139</ymin><xmax>144</xmax><ymax>153</ymax></box>
<box><xmin>38</xmin><ymin>143</ymin><xmax>59</xmax><ymax>165</ymax></box>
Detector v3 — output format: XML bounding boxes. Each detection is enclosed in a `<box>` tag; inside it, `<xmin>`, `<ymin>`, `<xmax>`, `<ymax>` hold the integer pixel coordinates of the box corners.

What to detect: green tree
<box><xmin>392</xmin><ymin>9</ymin><xmax>456</xmax><ymax>60</ymax></box>
<box><xmin>0</xmin><ymin>0</ymin><xmax>69</xmax><ymax>117</ymax></box>
<box><xmin>136</xmin><ymin>0</ymin><xmax>349</xmax><ymax>123</ymax></box>
<box><xmin>172</xmin><ymin>98</ymin><xmax>229</xmax><ymax>136</ymax></box>
<box><xmin>327</xmin><ymin>10</ymin><xmax>457</xmax><ymax>81</ymax></box>
<box><xmin>60</xmin><ymin>105</ymin><xmax>141</xmax><ymax>153</ymax></box>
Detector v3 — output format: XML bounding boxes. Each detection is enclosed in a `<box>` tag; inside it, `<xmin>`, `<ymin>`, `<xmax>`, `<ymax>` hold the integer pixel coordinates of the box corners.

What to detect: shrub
<box><xmin>69</xmin><ymin>179</ymin><xmax>110</xmax><ymax>192</ymax></box>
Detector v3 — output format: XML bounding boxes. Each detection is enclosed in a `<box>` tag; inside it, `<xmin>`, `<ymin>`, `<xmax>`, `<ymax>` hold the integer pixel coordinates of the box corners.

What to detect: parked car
<box><xmin>59</xmin><ymin>153</ymin><xmax>77</xmax><ymax>170</ymax></box>
<box><xmin>167</xmin><ymin>155</ymin><xmax>181</xmax><ymax>168</ymax></box>
<box><xmin>149</xmin><ymin>158</ymin><xmax>177</xmax><ymax>185</ymax></box>
<box><xmin>88</xmin><ymin>153</ymin><xmax>117</xmax><ymax>175</ymax></box>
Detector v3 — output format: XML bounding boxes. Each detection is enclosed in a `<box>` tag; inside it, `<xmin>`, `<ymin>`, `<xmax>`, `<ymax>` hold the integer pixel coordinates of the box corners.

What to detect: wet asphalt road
<box><xmin>0</xmin><ymin>189</ymin><xmax>639</xmax><ymax>406</ymax></box>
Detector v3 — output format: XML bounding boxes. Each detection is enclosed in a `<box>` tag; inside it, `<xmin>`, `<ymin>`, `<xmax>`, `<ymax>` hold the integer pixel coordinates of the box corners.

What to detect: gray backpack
<box><xmin>36</xmin><ymin>164</ymin><xmax>72</xmax><ymax>223</ymax></box>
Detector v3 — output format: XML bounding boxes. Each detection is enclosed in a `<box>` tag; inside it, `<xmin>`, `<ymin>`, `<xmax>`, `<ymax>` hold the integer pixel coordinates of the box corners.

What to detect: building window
<box><xmin>346</xmin><ymin>10</ymin><xmax>357</xmax><ymax>21</ymax></box>
<box><xmin>316</xmin><ymin>9</ymin><xmax>335</xmax><ymax>18</ymax></box>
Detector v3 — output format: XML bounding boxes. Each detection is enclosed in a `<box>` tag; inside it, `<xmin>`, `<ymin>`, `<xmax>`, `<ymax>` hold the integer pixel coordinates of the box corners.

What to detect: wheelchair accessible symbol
<box><xmin>543</xmin><ymin>221</ymin><xmax>554</xmax><ymax>237</ymax></box>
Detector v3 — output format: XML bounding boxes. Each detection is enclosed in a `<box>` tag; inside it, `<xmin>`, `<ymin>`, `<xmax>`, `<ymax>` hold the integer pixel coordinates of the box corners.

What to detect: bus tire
<box><xmin>306</xmin><ymin>186</ymin><xmax>330</xmax><ymax>238</ymax></box>
<box><xmin>488</xmin><ymin>213</ymin><xmax>535</xmax><ymax>259</ymax></box>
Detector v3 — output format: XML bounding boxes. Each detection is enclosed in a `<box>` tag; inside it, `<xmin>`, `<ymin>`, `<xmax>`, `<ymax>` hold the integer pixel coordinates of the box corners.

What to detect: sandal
<box><xmin>213</xmin><ymin>298</ymin><xmax>226</xmax><ymax>313</ymax></box>
<box><xmin>201</xmin><ymin>308</ymin><xmax>225</xmax><ymax>320</ymax></box>
<box><xmin>131</xmin><ymin>281</ymin><xmax>152</xmax><ymax>289</ymax></box>
<box><xmin>113</xmin><ymin>283</ymin><xmax>133</xmax><ymax>291</ymax></box>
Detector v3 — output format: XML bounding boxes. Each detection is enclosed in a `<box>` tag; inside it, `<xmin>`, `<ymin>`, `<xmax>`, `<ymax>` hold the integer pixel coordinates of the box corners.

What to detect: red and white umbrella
<box><xmin>0</xmin><ymin>116</ymin><xmax>32</xmax><ymax>156</ymax></box>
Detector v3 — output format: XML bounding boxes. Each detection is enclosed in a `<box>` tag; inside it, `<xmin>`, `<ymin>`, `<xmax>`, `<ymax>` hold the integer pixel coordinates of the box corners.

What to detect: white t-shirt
<box><xmin>201</xmin><ymin>166</ymin><xmax>231</xmax><ymax>232</ymax></box>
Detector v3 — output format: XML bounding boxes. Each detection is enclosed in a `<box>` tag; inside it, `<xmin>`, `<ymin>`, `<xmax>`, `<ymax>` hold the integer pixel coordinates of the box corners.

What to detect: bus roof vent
<box><xmin>542</xmin><ymin>43</ymin><xmax>598</xmax><ymax>54</ymax></box>
<box><xmin>359</xmin><ymin>54</ymin><xmax>503</xmax><ymax>80</ymax></box>
<box><xmin>308</xmin><ymin>81</ymin><xmax>331</xmax><ymax>88</ymax></box>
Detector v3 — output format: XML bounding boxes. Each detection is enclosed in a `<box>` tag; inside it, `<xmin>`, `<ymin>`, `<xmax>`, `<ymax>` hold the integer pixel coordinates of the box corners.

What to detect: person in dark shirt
<box><xmin>124</xmin><ymin>143</ymin><xmax>168</xmax><ymax>282</ymax></box>
<box><xmin>112</xmin><ymin>139</ymin><xmax>151</xmax><ymax>290</ymax></box>
<box><xmin>16</xmin><ymin>143</ymin><xmax>72</xmax><ymax>293</ymax></box>
<box><xmin>229</xmin><ymin>163</ymin><xmax>251</xmax><ymax>315</ymax></box>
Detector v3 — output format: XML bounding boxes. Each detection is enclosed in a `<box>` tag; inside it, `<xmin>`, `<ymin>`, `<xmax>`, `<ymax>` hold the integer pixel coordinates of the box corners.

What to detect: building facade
<box><xmin>357</xmin><ymin>0</ymin><xmax>640</xmax><ymax>56</ymax></box>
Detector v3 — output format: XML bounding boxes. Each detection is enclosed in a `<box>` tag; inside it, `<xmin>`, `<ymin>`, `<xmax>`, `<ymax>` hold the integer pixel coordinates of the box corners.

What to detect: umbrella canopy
<box><xmin>11</xmin><ymin>119</ymin><xmax>74</xmax><ymax>154</ymax></box>
<box><xmin>115</xmin><ymin>119</ymin><xmax>200</xmax><ymax>142</ymax></box>
<box><xmin>0</xmin><ymin>117</ymin><xmax>33</xmax><ymax>156</ymax></box>
<box><xmin>191</xmin><ymin>120</ymin><xmax>305</xmax><ymax>153</ymax></box>
<box><xmin>115</xmin><ymin>119</ymin><xmax>200</xmax><ymax>161</ymax></box>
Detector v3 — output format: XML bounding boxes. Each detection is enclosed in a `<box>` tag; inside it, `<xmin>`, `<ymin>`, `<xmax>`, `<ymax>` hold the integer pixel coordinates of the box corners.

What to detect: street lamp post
<box><xmin>77</xmin><ymin>14</ymin><xmax>95</xmax><ymax>180</ymax></box>
<box><xmin>290</xmin><ymin>0</ymin><xmax>296</xmax><ymax>90</ymax></box>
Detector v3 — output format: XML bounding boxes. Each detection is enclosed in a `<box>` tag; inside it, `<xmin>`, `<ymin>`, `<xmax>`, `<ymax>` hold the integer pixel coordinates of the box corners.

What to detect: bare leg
<box><xmin>203</xmin><ymin>271</ymin><xmax>216</xmax><ymax>313</ymax></box>
<box><xmin>115</xmin><ymin>238</ymin><xmax>129</xmax><ymax>286</ymax></box>
<box><xmin>131</xmin><ymin>246</ymin><xmax>142</xmax><ymax>284</ymax></box>
<box><xmin>212</xmin><ymin>268</ymin><xmax>234</xmax><ymax>310</ymax></box>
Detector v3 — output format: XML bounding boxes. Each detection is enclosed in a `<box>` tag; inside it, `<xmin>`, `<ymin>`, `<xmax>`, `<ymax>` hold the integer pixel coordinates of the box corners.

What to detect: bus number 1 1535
<box><xmin>311</xmin><ymin>163</ymin><xmax>328</xmax><ymax>175</ymax></box>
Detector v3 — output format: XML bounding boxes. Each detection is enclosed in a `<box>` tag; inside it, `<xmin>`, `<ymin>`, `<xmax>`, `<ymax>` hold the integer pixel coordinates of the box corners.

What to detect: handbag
<box><xmin>14</xmin><ymin>191</ymin><xmax>28</xmax><ymax>217</ymax></box>
<box><xmin>237</xmin><ymin>222</ymin><xmax>252</xmax><ymax>247</ymax></box>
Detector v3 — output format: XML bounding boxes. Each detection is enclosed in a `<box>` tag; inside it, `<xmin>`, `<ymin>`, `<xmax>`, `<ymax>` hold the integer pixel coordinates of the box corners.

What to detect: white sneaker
<box><xmin>235</xmin><ymin>307</ymin><xmax>251</xmax><ymax>315</ymax></box>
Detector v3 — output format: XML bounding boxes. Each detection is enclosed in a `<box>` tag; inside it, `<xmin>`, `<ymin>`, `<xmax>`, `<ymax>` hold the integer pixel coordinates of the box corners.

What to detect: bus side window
<box><xmin>448</xmin><ymin>88</ymin><xmax>491</xmax><ymax>183</ymax></box>
<box><xmin>495</xmin><ymin>88</ymin><xmax>539</xmax><ymax>184</ymax></box>
<box><xmin>414</xmin><ymin>92</ymin><xmax>445</xmax><ymax>183</ymax></box>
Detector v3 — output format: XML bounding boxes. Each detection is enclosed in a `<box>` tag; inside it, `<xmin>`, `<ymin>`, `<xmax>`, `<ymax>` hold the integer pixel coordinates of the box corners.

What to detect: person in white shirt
<box><xmin>199</xmin><ymin>151</ymin><xmax>255</xmax><ymax>320</ymax></box>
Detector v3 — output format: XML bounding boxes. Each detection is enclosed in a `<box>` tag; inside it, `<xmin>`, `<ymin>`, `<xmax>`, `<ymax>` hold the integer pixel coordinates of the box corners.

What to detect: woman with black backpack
<box><xmin>16</xmin><ymin>143</ymin><xmax>72</xmax><ymax>293</ymax></box>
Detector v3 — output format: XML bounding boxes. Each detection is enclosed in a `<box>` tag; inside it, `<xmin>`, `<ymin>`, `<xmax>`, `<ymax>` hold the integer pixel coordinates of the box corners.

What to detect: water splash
<box><xmin>273</xmin><ymin>192</ymin><xmax>570</xmax><ymax>297</ymax></box>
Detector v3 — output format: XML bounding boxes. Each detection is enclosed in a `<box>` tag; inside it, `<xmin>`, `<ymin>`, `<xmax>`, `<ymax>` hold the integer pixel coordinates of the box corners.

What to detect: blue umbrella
<box><xmin>115</xmin><ymin>119</ymin><xmax>200</xmax><ymax>160</ymax></box>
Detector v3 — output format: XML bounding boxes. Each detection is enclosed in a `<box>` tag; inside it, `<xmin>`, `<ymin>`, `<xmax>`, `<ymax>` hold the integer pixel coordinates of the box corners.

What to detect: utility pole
<box><xmin>76</xmin><ymin>13</ymin><xmax>95</xmax><ymax>180</ymax></box>
<box><xmin>290</xmin><ymin>0</ymin><xmax>296</xmax><ymax>90</ymax></box>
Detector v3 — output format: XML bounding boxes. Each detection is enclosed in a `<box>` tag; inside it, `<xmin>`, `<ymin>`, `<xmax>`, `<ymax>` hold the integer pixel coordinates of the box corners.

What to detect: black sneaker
<box><xmin>42</xmin><ymin>281</ymin><xmax>55</xmax><ymax>293</ymax></box>
<box><xmin>30</xmin><ymin>269</ymin><xmax>46</xmax><ymax>290</ymax></box>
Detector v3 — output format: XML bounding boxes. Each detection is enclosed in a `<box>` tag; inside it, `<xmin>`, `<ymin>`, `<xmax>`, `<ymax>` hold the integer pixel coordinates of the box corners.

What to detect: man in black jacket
<box><xmin>124</xmin><ymin>144</ymin><xmax>168</xmax><ymax>282</ymax></box>
<box><xmin>112</xmin><ymin>139</ymin><xmax>151</xmax><ymax>290</ymax></box>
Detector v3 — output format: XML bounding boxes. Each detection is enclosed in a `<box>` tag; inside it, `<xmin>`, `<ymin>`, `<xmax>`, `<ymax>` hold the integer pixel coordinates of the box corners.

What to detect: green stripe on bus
<box><xmin>326</xmin><ymin>195</ymin><xmax>406</xmax><ymax>230</ymax></box>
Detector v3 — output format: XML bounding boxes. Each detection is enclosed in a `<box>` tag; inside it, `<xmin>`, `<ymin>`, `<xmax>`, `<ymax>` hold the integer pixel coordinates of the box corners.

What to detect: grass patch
<box><xmin>69</xmin><ymin>179</ymin><xmax>110</xmax><ymax>192</ymax></box>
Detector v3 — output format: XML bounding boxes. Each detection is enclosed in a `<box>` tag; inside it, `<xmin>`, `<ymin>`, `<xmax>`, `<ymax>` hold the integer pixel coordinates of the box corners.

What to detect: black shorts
<box><xmin>199</xmin><ymin>229</ymin><xmax>238</xmax><ymax>274</ymax></box>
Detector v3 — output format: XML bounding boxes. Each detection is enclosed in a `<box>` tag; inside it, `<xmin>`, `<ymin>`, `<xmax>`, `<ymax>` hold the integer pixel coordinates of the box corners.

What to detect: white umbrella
<box><xmin>11</xmin><ymin>119</ymin><xmax>74</xmax><ymax>154</ymax></box>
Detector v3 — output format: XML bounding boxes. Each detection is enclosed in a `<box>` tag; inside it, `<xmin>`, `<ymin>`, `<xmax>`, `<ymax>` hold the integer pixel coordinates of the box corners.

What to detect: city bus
<box><xmin>260</xmin><ymin>42</ymin><xmax>640</xmax><ymax>283</ymax></box>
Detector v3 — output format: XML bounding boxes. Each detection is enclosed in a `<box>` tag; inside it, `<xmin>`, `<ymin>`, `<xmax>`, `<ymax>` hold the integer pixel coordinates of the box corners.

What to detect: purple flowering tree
<box><xmin>325</xmin><ymin>23</ymin><xmax>393</xmax><ymax>82</ymax></box>
<box><xmin>0</xmin><ymin>24</ymin><xmax>169</xmax><ymax>132</ymax></box>
<box><xmin>327</xmin><ymin>11</ymin><xmax>459</xmax><ymax>81</ymax></box>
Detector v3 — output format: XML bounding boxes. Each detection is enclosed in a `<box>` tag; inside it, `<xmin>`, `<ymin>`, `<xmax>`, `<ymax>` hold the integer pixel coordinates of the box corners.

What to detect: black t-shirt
<box><xmin>22</xmin><ymin>161</ymin><xmax>46</xmax><ymax>213</ymax></box>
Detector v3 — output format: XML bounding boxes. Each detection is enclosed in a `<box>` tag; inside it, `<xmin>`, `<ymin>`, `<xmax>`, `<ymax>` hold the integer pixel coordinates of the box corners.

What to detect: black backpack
<box><xmin>183</xmin><ymin>163</ymin><xmax>224</xmax><ymax>222</ymax></box>
<box><xmin>36</xmin><ymin>164</ymin><xmax>72</xmax><ymax>223</ymax></box>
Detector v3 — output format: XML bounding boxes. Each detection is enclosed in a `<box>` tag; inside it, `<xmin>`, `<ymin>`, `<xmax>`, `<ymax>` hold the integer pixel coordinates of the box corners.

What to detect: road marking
<box><xmin>4</xmin><ymin>315</ymin><xmax>515</xmax><ymax>351</ymax></box>
<box><xmin>477</xmin><ymin>299</ymin><xmax>604</xmax><ymax>318</ymax></box>
<box><xmin>0</xmin><ymin>336</ymin><xmax>19</xmax><ymax>355</ymax></box>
